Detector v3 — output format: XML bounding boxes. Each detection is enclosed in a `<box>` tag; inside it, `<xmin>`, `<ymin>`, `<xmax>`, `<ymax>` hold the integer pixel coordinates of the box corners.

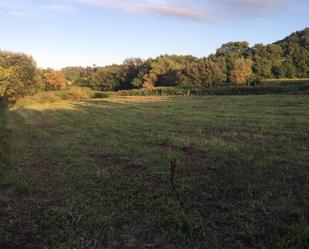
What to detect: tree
<box><xmin>275</xmin><ymin>28</ymin><xmax>309</xmax><ymax>78</ymax></box>
<box><xmin>120</xmin><ymin>58</ymin><xmax>144</xmax><ymax>89</ymax></box>
<box><xmin>286</xmin><ymin>45</ymin><xmax>309</xmax><ymax>78</ymax></box>
<box><xmin>91</xmin><ymin>65</ymin><xmax>123</xmax><ymax>91</ymax></box>
<box><xmin>129</xmin><ymin>58</ymin><xmax>152</xmax><ymax>88</ymax></box>
<box><xmin>275</xmin><ymin>28</ymin><xmax>309</xmax><ymax>52</ymax></box>
<box><xmin>179</xmin><ymin>59</ymin><xmax>226</xmax><ymax>87</ymax></box>
<box><xmin>215</xmin><ymin>42</ymin><xmax>251</xmax><ymax>82</ymax></box>
<box><xmin>216</xmin><ymin>42</ymin><xmax>250</xmax><ymax>57</ymax></box>
<box><xmin>229</xmin><ymin>58</ymin><xmax>253</xmax><ymax>85</ymax></box>
<box><xmin>251</xmin><ymin>44</ymin><xmax>273</xmax><ymax>79</ymax></box>
<box><xmin>62</xmin><ymin>67</ymin><xmax>87</xmax><ymax>82</ymax></box>
<box><xmin>147</xmin><ymin>56</ymin><xmax>182</xmax><ymax>87</ymax></box>
<box><xmin>0</xmin><ymin>51</ymin><xmax>39</xmax><ymax>98</ymax></box>
<box><xmin>143</xmin><ymin>72</ymin><xmax>157</xmax><ymax>88</ymax></box>
<box><xmin>280</xmin><ymin>57</ymin><xmax>297</xmax><ymax>78</ymax></box>
<box><xmin>142</xmin><ymin>55</ymin><xmax>196</xmax><ymax>87</ymax></box>
<box><xmin>42</xmin><ymin>69</ymin><xmax>67</xmax><ymax>90</ymax></box>
<box><xmin>250</xmin><ymin>44</ymin><xmax>284</xmax><ymax>80</ymax></box>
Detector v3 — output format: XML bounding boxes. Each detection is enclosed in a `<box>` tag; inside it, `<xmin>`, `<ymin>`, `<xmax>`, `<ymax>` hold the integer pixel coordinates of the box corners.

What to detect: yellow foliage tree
<box><xmin>230</xmin><ymin>58</ymin><xmax>253</xmax><ymax>85</ymax></box>
<box><xmin>43</xmin><ymin>69</ymin><xmax>67</xmax><ymax>90</ymax></box>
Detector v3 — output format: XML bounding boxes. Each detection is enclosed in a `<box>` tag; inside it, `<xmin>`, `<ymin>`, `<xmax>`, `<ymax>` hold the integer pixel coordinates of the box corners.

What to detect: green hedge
<box><xmin>117</xmin><ymin>88</ymin><xmax>191</xmax><ymax>96</ymax></box>
<box><xmin>259</xmin><ymin>78</ymin><xmax>309</xmax><ymax>86</ymax></box>
<box><xmin>201</xmin><ymin>85</ymin><xmax>309</xmax><ymax>95</ymax></box>
<box><xmin>101</xmin><ymin>84</ymin><xmax>309</xmax><ymax>97</ymax></box>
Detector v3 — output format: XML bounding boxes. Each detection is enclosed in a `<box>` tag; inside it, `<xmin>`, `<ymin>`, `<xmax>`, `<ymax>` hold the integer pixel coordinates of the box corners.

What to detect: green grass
<box><xmin>0</xmin><ymin>105</ymin><xmax>10</xmax><ymax>187</ymax></box>
<box><xmin>1</xmin><ymin>95</ymin><xmax>309</xmax><ymax>248</ymax></box>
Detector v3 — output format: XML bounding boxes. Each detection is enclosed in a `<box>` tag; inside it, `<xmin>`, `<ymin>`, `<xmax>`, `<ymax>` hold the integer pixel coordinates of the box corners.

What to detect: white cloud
<box><xmin>79</xmin><ymin>0</ymin><xmax>295</xmax><ymax>21</ymax></box>
<box><xmin>79</xmin><ymin>0</ymin><xmax>209</xmax><ymax>20</ymax></box>
<box><xmin>0</xmin><ymin>0</ymin><xmax>296</xmax><ymax>21</ymax></box>
<box><xmin>0</xmin><ymin>0</ymin><xmax>75</xmax><ymax>16</ymax></box>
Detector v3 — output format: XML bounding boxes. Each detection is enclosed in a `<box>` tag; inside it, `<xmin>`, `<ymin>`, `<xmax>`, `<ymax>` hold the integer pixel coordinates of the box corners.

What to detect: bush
<box><xmin>0</xmin><ymin>51</ymin><xmax>39</xmax><ymax>99</ymax></box>
<box><xmin>57</xmin><ymin>87</ymin><xmax>95</xmax><ymax>101</ymax></box>
<box><xmin>116</xmin><ymin>87</ymin><xmax>192</xmax><ymax>96</ymax></box>
<box><xmin>42</xmin><ymin>69</ymin><xmax>68</xmax><ymax>90</ymax></box>
<box><xmin>259</xmin><ymin>78</ymin><xmax>309</xmax><ymax>86</ymax></box>
<box><xmin>101</xmin><ymin>84</ymin><xmax>309</xmax><ymax>97</ymax></box>
<box><xmin>14</xmin><ymin>87</ymin><xmax>95</xmax><ymax>107</ymax></box>
<box><xmin>202</xmin><ymin>85</ymin><xmax>309</xmax><ymax>95</ymax></box>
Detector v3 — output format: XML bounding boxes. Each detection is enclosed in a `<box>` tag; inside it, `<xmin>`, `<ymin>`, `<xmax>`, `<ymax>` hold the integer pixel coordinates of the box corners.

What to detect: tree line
<box><xmin>62</xmin><ymin>28</ymin><xmax>309</xmax><ymax>90</ymax></box>
<box><xmin>1</xmin><ymin>28</ymin><xmax>308</xmax><ymax>101</ymax></box>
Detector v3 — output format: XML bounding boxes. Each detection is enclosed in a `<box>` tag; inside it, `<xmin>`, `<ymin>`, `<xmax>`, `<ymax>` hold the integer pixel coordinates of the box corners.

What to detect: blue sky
<box><xmin>0</xmin><ymin>0</ymin><xmax>308</xmax><ymax>69</ymax></box>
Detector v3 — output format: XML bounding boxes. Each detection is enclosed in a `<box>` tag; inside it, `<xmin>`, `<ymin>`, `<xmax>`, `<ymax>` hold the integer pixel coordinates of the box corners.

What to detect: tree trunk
<box><xmin>0</xmin><ymin>96</ymin><xmax>8</xmax><ymax>108</ymax></box>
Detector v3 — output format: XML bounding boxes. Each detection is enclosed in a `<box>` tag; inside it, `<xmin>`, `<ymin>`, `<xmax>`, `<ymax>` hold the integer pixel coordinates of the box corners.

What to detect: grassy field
<box><xmin>1</xmin><ymin>95</ymin><xmax>309</xmax><ymax>248</ymax></box>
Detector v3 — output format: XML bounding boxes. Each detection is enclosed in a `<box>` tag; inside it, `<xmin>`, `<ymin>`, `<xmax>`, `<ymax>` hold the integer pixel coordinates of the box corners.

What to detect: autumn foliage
<box><xmin>229</xmin><ymin>58</ymin><xmax>253</xmax><ymax>85</ymax></box>
<box><xmin>42</xmin><ymin>69</ymin><xmax>68</xmax><ymax>90</ymax></box>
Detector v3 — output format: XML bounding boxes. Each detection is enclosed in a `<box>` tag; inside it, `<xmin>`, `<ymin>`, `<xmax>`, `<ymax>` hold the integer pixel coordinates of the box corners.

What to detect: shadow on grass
<box><xmin>1</xmin><ymin>97</ymin><xmax>308</xmax><ymax>249</ymax></box>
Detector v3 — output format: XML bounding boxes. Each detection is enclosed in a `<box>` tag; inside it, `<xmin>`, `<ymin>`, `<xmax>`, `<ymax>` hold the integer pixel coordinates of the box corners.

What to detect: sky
<box><xmin>0</xmin><ymin>0</ymin><xmax>308</xmax><ymax>69</ymax></box>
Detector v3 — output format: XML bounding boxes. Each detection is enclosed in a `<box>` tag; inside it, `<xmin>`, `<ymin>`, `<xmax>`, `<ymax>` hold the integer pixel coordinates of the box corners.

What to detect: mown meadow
<box><xmin>0</xmin><ymin>93</ymin><xmax>308</xmax><ymax>248</ymax></box>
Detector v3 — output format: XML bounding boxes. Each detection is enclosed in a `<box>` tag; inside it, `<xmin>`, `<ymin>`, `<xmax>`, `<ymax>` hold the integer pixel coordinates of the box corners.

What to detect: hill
<box><xmin>275</xmin><ymin>27</ymin><xmax>309</xmax><ymax>51</ymax></box>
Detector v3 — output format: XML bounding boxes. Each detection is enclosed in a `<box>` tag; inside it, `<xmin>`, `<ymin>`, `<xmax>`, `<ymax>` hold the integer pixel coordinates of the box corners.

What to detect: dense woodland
<box><xmin>0</xmin><ymin>28</ymin><xmax>308</xmax><ymax>101</ymax></box>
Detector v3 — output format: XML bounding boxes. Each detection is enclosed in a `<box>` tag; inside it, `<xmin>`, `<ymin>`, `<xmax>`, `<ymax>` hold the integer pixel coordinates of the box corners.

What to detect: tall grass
<box><xmin>14</xmin><ymin>87</ymin><xmax>95</xmax><ymax>108</ymax></box>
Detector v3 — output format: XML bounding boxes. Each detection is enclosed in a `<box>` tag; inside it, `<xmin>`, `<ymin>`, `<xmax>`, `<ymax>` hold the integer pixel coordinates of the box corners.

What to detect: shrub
<box><xmin>14</xmin><ymin>87</ymin><xmax>95</xmax><ymax>107</ymax></box>
<box><xmin>0</xmin><ymin>51</ymin><xmax>39</xmax><ymax>99</ymax></box>
<box><xmin>42</xmin><ymin>69</ymin><xmax>68</xmax><ymax>90</ymax></box>
<box><xmin>259</xmin><ymin>78</ymin><xmax>309</xmax><ymax>86</ymax></box>
<box><xmin>61</xmin><ymin>87</ymin><xmax>95</xmax><ymax>101</ymax></box>
<box><xmin>103</xmin><ymin>84</ymin><xmax>309</xmax><ymax>97</ymax></box>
